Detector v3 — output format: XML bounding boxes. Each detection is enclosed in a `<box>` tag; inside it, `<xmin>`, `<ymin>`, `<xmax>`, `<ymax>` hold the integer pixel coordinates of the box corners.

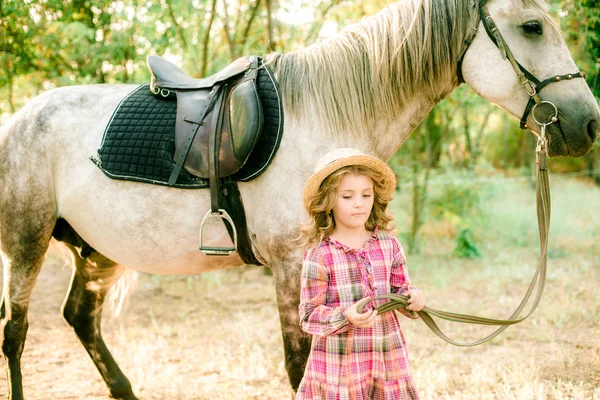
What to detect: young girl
<box><xmin>298</xmin><ymin>148</ymin><xmax>425</xmax><ymax>400</ymax></box>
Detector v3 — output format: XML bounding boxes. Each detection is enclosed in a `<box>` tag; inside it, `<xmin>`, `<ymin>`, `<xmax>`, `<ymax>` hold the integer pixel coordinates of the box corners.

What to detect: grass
<box><xmin>0</xmin><ymin>175</ymin><xmax>598</xmax><ymax>399</ymax></box>
<box><xmin>389</xmin><ymin>174</ymin><xmax>600</xmax><ymax>399</ymax></box>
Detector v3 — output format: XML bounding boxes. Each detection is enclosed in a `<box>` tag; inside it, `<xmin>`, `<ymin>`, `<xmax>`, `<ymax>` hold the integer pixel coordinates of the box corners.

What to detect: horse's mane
<box><xmin>267</xmin><ymin>0</ymin><xmax>556</xmax><ymax>139</ymax></box>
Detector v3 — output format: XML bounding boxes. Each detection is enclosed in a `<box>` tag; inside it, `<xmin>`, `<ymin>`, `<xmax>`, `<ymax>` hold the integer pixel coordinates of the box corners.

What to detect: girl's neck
<box><xmin>331</xmin><ymin>226</ymin><xmax>373</xmax><ymax>250</ymax></box>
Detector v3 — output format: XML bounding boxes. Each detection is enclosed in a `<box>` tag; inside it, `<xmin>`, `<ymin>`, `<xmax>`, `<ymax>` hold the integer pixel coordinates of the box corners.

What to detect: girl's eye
<box><xmin>342</xmin><ymin>196</ymin><xmax>352</xmax><ymax>199</ymax></box>
<box><xmin>522</xmin><ymin>21</ymin><xmax>542</xmax><ymax>35</ymax></box>
<box><xmin>363</xmin><ymin>194</ymin><xmax>372</xmax><ymax>198</ymax></box>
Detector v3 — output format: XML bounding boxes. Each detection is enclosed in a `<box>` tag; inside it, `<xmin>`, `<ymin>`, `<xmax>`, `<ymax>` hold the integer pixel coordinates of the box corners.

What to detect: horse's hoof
<box><xmin>111</xmin><ymin>395</ymin><xmax>139</xmax><ymax>400</ymax></box>
<box><xmin>109</xmin><ymin>389</ymin><xmax>139</xmax><ymax>400</ymax></box>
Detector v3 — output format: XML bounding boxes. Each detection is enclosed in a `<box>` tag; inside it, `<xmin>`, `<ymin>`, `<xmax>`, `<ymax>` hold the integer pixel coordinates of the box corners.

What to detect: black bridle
<box><xmin>457</xmin><ymin>0</ymin><xmax>586</xmax><ymax>131</ymax></box>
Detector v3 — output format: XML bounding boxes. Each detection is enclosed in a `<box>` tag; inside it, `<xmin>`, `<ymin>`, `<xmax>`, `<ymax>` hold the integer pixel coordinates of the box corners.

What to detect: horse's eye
<box><xmin>522</xmin><ymin>21</ymin><xmax>543</xmax><ymax>35</ymax></box>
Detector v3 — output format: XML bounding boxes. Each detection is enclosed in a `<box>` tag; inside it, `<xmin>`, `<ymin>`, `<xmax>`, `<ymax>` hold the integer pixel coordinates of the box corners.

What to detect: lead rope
<box><xmin>356</xmin><ymin>105</ymin><xmax>555</xmax><ymax>347</ymax></box>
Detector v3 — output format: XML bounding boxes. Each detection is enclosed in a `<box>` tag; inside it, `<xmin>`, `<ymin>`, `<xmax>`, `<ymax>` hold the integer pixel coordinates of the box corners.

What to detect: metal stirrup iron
<box><xmin>199</xmin><ymin>209</ymin><xmax>238</xmax><ymax>255</ymax></box>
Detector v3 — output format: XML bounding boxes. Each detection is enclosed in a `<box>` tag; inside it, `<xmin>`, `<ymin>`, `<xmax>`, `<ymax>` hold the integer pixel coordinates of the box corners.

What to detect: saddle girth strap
<box><xmin>218</xmin><ymin>180</ymin><xmax>262</xmax><ymax>266</ymax></box>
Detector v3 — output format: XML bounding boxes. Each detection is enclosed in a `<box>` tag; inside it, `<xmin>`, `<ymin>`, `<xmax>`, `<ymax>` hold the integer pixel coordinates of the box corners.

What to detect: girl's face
<box><xmin>331</xmin><ymin>173</ymin><xmax>375</xmax><ymax>231</ymax></box>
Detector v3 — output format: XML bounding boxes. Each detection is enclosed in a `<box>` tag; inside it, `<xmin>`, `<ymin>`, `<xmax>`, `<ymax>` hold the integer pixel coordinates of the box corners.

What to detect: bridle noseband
<box><xmin>457</xmin><ymin>0</ymin><xmax>586</xmax><ymax>133</ymax></box>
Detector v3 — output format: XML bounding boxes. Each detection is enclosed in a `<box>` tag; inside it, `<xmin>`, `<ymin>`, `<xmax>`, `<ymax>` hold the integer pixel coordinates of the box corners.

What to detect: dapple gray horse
<box><xmin>1</xmin><ymin>0</ymin><xmax>598</xmax><ymax>398</ymax></box>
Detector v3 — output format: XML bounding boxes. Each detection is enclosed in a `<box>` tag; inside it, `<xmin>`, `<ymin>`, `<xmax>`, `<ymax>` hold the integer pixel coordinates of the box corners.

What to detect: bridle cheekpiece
<box><xmin>456</xmin><ymin>0</ymin><xmax>586</xmax><ymax>135</ymax></box>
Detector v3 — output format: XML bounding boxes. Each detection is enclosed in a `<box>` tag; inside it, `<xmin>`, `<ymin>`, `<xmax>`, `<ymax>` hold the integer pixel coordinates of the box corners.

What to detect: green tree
<box><xmin>554</xmin><ymin>0</ymin><xmax>600</xmax><ymax>99</ymax></box>
<box><xmin>0</xmin><ymin>0</ymin><xmax>39</xmax><ymax>113</ymax></box>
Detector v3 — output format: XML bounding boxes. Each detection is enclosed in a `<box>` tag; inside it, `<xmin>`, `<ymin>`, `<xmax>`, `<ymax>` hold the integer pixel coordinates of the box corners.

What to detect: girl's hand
<box><xmin>405</xmin><ymin>287</ymin><xmax>425</xmax><ymax>312</ymax></box>
<box><xmin>343</xmin><ymin>299</ymin><xmax>378</xmax><ymax>328</ymax></box>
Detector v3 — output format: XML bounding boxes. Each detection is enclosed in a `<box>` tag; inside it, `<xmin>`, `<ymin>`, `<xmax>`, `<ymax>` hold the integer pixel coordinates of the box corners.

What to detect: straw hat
<box><xmin>302</xmin><ymin>148</ymin><xmax>396</xmax><ymax>209</ymax></box>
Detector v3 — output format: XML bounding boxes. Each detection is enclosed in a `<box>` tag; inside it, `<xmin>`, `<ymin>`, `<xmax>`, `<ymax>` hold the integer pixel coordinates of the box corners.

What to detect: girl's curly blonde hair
<box><xmin>300</xmin><ymin>165</ymin><xmax>395</xmax><ymax>247</ymax></box>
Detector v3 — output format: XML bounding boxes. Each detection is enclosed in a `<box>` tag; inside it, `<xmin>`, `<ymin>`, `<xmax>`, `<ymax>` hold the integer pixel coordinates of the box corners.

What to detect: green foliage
<box><xmin>429</xmin><ymin>171</ymin><xmax>489</xmax><ymax>223</ymax></box>
<box><xmin>0</xmin><ymin>0</ymin><xmax>327</xmax><ymax>117</ymax></box>
<box><xmin>553</xmin><ymin>0</ymin><xmax>600</xmax><ymax>100</ymax></box>
<box><xmin>453</xmin><ymin>228</ymin><xmax>482</xmax><ymax>258</ymax></box>
<box><xmin>427</xmin><ymin>170</ymin><xmax>495</xmax><ymax>257</ymax></box>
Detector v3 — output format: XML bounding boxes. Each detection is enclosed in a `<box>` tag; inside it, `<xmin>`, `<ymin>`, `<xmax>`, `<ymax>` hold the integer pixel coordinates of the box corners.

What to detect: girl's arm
<box><xmin>298</xmin><ymin>247</ymin><xmax>352</xmax><ymax>337</ymax></box>
<box><xmin>390</xmin><ymin>239</ymin><xmax>421</xmax><ymax>319</ymax></box>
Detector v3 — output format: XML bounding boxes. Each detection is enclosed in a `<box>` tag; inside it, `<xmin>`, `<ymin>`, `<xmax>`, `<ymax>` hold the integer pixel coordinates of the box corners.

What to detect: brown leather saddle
<box><xmin>147</xmin><ymin>55</ymin><xmax>264</xmax><ymax>256</ymax></box>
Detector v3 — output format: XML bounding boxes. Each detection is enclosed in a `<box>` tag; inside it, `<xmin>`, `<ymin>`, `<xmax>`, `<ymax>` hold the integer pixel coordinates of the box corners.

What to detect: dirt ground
<box><xmin>1</xmin><ymin>248</ymin><xmax>599</xmax><ymax>400</ymax></box>
<box><xmin>0</xmin><ymin>253</ymin><xmax>291</xmax><ymax>400</ymax></box>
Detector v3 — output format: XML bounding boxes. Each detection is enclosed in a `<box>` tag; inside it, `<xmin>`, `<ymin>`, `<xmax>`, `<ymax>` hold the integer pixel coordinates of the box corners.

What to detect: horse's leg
<box><xmin>271</xmin><ymin>258</ymin><xmax>312</xmax><ymax>397</ymax></box>
<box><xmin>0</xmin><ymin>204</ymin><xmax>55</xmax><ymax>400</ymax></box>
<box><xmin>0</xmin><ymin>251</ymin><xmax>48</xmax><ymax>400</ymax></box>
<box><xmin>57</xmin><ymin>235</ymin><xmax>137</xmax><ymax>400</ymax></box>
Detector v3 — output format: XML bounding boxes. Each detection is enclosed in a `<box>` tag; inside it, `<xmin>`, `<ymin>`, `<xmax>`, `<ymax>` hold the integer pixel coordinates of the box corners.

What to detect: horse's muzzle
<box><xmin>545</xmin><ymin>107</ymin><xmax>599</xmax><ymax>158</ymax></box>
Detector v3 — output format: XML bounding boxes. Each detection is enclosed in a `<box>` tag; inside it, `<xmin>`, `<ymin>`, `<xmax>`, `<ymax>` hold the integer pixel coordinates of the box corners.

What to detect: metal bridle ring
<box><xmin>532</xmin><ymin>100</ymin><xmax>558</xmax><ymax>127</ymax></box>
<box><xmin>524</xmin><ymin>82</ymin><xmax>537</xmax><ymax>97</ymax></box>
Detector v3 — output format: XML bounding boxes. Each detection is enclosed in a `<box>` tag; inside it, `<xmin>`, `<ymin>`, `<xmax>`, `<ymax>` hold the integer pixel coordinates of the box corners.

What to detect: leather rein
<box><xmin>357</xmin><ymin>0</ymin><xmax>586</xmax><ymax>346</ymax></box>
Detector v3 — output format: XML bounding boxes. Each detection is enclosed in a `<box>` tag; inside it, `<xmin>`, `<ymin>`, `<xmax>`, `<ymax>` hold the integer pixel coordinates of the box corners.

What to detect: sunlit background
<box><xmin>0</xmin><ymin>0</ymin><xmax>599</xmax><ymax>399</ymax></box>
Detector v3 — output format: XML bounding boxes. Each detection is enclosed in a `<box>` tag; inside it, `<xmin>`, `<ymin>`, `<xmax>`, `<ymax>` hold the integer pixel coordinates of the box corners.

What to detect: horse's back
<box><xmin>0</xmin><ymin>84</ymin><xmax>138</xmax><ymax>199</ymax></box>
<box><xmin>1</xmin><ymin>84</ymin><xmax>138</xmax><ymax>158</ymax></box>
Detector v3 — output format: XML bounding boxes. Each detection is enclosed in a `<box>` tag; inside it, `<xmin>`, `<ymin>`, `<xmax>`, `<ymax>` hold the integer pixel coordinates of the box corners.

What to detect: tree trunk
<box><xmin>4</xmin><ymin>52</ymin><xmax>15</xmax><ymax>113</ymax></box>
<box><xmin>200</xmin><ymin>0</ymin><xmax>218</xmax><ymax>76</ymax></box>
<box><xmin>7</xmin><ymin>73</ymin><xmax>14</xmax><ymax>113</ymax></box>
<box><xmin>305</xmin><ymin>0</ymin><xmax>342</xmax><ymax>45</ymax></box>
<box><xmin>238</xmin><ymin>0</ymin><xmax>262</xmax><ymax>53</ymax></box>
<box><xmin>463</xmin><ymin>106</ymin><xmax>473</xmax><ymax>168</ymax></box>
<box><xmin>585</xmin><ymin>146</ymin><xmax>599</xmax><ymax>186</ymax></box>
<box><xmin>408</xmin><ymin>114</ymin><xmax>434</xmax><ymax>254</ymax></box>
<box><xmin>472</xmin><ymin>108</ymin><xmax>493</xmax><ymax>164</ymax></box>
<box><xmin>221</xmin><ymin>0</ymin><xmax>236</xmax><ymax>61</ymax></box>
<box><xmin>266</xmin><ymin>0</ymin><xmax>274</xmax><ymax>52</ymax></box>
<box><xmin>503</xmin><ymin>117</ymin><xmax>509</xmax><ymax>169</ymax></box>
<box><xmin>165</xmin><ymin>0</ymin><xmax>189</xmax><ymax>52</ymax></box>
<box><xmin>409</xmin><ymin>130</ymin><xmax>422</xmax><ymax>254</ymax></box>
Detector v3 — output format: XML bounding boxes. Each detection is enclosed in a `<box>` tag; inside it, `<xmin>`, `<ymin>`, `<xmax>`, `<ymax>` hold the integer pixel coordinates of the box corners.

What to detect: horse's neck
<box><xmin>300</xmin><ymin>85</ymin><xmax>454</xmax><ymax>162</ymax></box>
<box><xmin>270</xmin><ymin>34</ymin><xmax>459</xmax><ymax>161</ymax></box>
<box><xmin>369</xmin><ymin>94</ymin><xmax>448</xmax><ymax>160</ymax></box>
<box><xmin>281</xmin><ymin>92</ymin><xmax>443</xmax><ymax>167</ymax></box>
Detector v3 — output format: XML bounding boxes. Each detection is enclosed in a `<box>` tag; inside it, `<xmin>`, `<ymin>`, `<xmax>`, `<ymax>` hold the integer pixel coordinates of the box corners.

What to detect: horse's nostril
<box><xmin>588</xmin><ymin>119</ymin><xmax>599</xmax><ymax>143</ymax></box>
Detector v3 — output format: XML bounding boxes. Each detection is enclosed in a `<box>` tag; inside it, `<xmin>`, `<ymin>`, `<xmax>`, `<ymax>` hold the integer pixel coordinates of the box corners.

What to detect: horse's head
<box><xmin>460</xmin><ymin>0</ymin><xmax>599</xmax><ymax>157</ymax></box>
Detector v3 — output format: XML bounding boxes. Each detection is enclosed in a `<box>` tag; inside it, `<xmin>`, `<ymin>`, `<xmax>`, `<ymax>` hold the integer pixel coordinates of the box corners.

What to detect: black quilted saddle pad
<box><xmin>91</xmin><ymin>65</ymin><xmax>283</xmax><ymax>188</ymax></box>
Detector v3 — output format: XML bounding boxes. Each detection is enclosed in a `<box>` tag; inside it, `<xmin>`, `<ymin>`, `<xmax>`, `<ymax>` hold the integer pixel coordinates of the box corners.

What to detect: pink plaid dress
<box><xmin>297</xmin><ymin>227</ymin><xmax>420</xmax><ymax>400</ymax></box>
